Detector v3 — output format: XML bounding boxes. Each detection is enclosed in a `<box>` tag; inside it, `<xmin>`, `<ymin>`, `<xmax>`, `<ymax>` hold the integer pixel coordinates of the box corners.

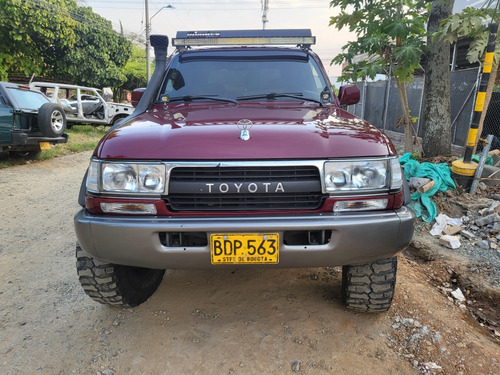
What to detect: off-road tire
<box><xmin>76</xmin><ymin>244</ymin><xmax>165</xmax><ymax>307</ymax></box>
<box><xmin>341</xmin><ymin>257</ymin><xmax>397</xmax><ymax>313</ymax></box>
<box><xmin>38</xmin><ymin>103</ymin><xmax>67</xmax><ymax>137</ymax></box>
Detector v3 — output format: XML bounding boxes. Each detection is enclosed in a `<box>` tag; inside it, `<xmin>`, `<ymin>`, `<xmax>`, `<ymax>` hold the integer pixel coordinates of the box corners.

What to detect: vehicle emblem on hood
<box><xmin>237</xmin><ymin>119</ymin><xmax>253</xmax><ymax>141</ymax></box>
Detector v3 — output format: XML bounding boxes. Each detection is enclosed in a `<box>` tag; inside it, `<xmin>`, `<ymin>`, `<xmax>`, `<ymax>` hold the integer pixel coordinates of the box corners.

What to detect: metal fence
<box><xmin>483</xmin><ymin>90</ymin><xmax>500</xmax><ymax>148</ymax></box>
<box><xmin>346</xmin><ymin>68</ymin><xmax>495</xmax><ymax>148</ymax></box>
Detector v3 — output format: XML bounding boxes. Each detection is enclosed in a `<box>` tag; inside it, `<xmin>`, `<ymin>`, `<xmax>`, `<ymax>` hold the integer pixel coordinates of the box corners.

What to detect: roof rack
<box><xmin>172</xmin><ymin>29</ymin><xmax>315</xmax><ymax>49</ymax></box>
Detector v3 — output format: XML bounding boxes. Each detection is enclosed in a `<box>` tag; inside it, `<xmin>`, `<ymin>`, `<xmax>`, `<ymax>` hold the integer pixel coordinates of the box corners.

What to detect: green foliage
<box><xmin>62</xmin><ymin>4</ymin><xmax>132</xmax><ymax>88</ymax></box>
<box><xmin>0</xmin><ymin>0</ymin><xmax>76</xmax><ymax>81</ymax></box>
<box><xmin>0</xmin><ymin>0</ymin><xmax>132</xmax><ymax>88</ymax></box>
<box><xmin>329</xmin><ymin>0</ymin><xmax>429</xmax><ymax>153</ymax></box>
<box><xmin>433</xmin><ymin>6</ymin><xmax>499</xmax><ymax>63</ymax></box>
<box><xmin>329</xmin><ymin>0</ymin><xmax>429</xmax><ymax>83</ymax></box>
<box><xmin>121</xmin><ymin>43</ymin><xmax>149</xmax><ymax>91</ymax></box>
<box><xmin>37</xmin><ymin>125</ymin><xmax>106</xmax><ymax>158</ymax></box>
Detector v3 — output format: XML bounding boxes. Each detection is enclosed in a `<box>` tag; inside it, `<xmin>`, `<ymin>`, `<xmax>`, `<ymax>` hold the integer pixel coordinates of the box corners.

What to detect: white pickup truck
<box><xmin>30</xmin><ymin>82</ymin><xmax>133</xmax><ymax>126</ymax></box>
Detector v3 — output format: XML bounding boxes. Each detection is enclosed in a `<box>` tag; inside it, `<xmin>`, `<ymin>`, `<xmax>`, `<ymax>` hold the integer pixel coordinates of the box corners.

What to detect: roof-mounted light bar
<box><xmin>172</xmin><ymin>29</ymin><xmax>315</xmax><ymax>48</ymax></box>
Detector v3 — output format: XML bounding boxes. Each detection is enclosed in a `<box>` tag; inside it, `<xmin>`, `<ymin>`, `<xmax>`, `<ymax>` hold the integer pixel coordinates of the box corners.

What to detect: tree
<box><xmin>434</xmin><ymin>4</ymin><xmax>498</xmax><ymax>64</ymax></box>
<box><xmin>434</xmin><ymin>2</ymin><xmax>499</xmax><ymax>153</ymax></box>
<box><xmin>60</xmin><ymin>3</ymin><xmax>132</xmax><ymax>89</ymax></box>
<box><xmin>421</xmin><ymin>0</ymin><xmax>455</xmax><ymax>157</ymax></box>
<box><xmin>122</xmin><ymin>43</ymin><xmax>149</xmax><ymax>92</ymax></box>
<box><xmin>0</xmin><ymin>0</ymin><xmax>131</xmax><ymax>89</ymax></box>
<box><xmin>0</xmin><ymin>0</ymin><xmax>76</xmax><ymax>81</ymax></box>
<box><xmin>329</xmin><ymin>0</ymin><xmax>428</xmax><ymax>153</ymax></box>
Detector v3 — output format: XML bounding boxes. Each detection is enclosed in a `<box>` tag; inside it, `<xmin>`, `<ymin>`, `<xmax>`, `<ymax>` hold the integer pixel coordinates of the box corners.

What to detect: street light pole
<box><xmin>262</xmin><ymin>0</ymin><xmax>269</xmax><ymax>29</ymax></box>
<box><xmin>145</xmin><ymin>3</ymin><xmax>174</xmax><ymax>83</ymax></box>
<box><xmin>145</xmin><ymin>0</ymin><xmax>151</xmax><ymax>83</ymax></box>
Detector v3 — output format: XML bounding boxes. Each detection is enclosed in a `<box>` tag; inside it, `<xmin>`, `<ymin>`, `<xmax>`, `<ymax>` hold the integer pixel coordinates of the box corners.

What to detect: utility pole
<box><xmin>145</xmin><ymin>2</ymin><xmax>173</xmax><ymax>83</ymax></box>
<box><xmin>145</xmin><ymin>0</ymin><xmax>151</xmax><ymax>83</ymax></box>
<box><xmin>262</xmin><ymin>0</ymin><xmax>269</xmax><ymax>29</ymax></box>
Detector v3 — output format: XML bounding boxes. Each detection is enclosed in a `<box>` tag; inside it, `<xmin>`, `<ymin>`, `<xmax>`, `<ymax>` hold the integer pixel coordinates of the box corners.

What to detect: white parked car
<box><xmin>29</xmin><ymin>82</ymin><xmax>133</xmax><ymax>126</ymax></box>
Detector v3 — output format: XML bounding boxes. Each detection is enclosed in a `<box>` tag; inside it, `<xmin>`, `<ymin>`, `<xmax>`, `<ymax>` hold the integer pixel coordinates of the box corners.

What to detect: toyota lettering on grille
<box><xmin>206</xmin><ymin>182</ymin><xmax>285</xmax><ymax>194</ymax></box>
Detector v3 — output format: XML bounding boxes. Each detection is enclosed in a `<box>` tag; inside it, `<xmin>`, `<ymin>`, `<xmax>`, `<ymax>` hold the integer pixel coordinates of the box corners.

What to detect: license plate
<box><xmin>210</xmin><ymin>233</ymin><xmax>279</xmax><ymax>264</ymax></box>
<box><xmin>39</xmin><ymin>142</ymin><xmax>51</xmax><ymax>150</ymax></box>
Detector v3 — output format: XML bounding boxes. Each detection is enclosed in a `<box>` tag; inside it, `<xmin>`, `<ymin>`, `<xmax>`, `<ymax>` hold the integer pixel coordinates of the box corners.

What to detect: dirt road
<box><xmin>0</xmin><ymin>152</ymin><xmax>498</xmax><ymax>375</ymax></box>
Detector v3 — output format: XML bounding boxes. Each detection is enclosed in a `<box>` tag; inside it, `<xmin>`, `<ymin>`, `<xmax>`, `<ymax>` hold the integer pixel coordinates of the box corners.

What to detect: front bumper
<box><xmin>74</xmin><ymin>207</ymin><xmax>415</xmax><ymax>269</ymax></box>
<box><xmin>12</xmin><ymin>132</ymin><xmax>68</xmax><ymax>145</ymax></box>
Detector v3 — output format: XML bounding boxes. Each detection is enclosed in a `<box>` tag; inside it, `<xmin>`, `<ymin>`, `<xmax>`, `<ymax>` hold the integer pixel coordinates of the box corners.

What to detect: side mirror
<box><xmin>338</xmin><ymin>85</ymin><xmax>360</xmax><ymax>106</ymax></box>
<box><xmin>131</xmin><ymin>88</ymin><xmax>145</xmax><ymax>108</ymax></box>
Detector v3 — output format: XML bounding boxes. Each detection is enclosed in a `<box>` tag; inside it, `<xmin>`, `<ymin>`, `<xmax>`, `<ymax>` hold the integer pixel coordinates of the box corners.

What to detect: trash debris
<box><xmin>430</xmin><ymin>214</ymin><xmax>462</xmax><ymax>236</ymax></box>
<box><xmin>400</xmin><ymin>153</ymin><xmax>456</xmax><ymax>223</ymax></box>
<box><xmin>487</xmin><ymin>201</ymin><xmax>500</xmax><ymax>213</ymax></box>
<box><xmin>475</xmin><ymin>213</ymin><xmax>499</xmax><ymax>227</ymax></box>
<box><xmin>409</xmin><ymin>177</ymin><xmax>432</xmax><ymax>189</ymax></box>
<box><xmin>459</xmin><ymin>230</ymin><xmax>475</xmax><ymax>240</ymax></box>
<box><xmin>439</xmin><ymin>235</ymin><xmax>461</xmax><ymax>249</ymax></box>
<box><xmin>451</xmin><ymin>288</ymin><xmax>466</xmax><ymax>302</ymax></box>
<box><xmin>421</xmin><ymin>362</ymin><xmax>443</xmax><ymax>371</ymax></box>
<box><xmin>417</xmin><ymin>180</ymin><xmax>435</xmax><ymax>194</ymax></box>
<box><xmin>443</xmin><ymin>225</ymin><xmax>462</xmax><ymax>236</ymax></box>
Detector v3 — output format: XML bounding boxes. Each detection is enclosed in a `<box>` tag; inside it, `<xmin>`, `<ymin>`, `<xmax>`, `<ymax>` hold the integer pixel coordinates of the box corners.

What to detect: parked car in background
<box><xmin>29</xmin><ymin>82</ymin><xmax>133</xmax><ymax>127</ymax></box>
<box><xmin>0</xmin><ymin>82</ymin><xmax>67</xmax><ymax>159</ymax></box>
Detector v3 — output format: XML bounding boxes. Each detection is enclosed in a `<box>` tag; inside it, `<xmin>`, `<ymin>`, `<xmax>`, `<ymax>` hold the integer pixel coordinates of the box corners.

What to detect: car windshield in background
<box><xmin>8</xmin><ymin>88</ymin><xmax>49</xmax><ymax>110</ymax></box>
<box><xmin>161</xmin><ymin>54</ymin><xmax>329</xmax><ymax>103</ymax></box>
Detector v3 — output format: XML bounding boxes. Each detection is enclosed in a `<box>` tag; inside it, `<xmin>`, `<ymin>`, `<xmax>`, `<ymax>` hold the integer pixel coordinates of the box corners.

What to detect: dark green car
<box><xmin>0</xmin><ymin>82</ymin><xmax>68</xmax><ymax>159</ymax></box>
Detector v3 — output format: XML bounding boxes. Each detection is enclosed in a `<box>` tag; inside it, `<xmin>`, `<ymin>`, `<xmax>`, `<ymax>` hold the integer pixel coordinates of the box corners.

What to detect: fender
<box><xmin>78</xmin><ymin>169</ymin><xmax>88</xmax><ymax>207</ymax></box>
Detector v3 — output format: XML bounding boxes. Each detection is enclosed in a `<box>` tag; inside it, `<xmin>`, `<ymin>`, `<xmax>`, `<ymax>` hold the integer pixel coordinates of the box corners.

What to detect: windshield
<box><xmin>8</xmin><ymin>88</ymin><xmax>49</xmax><ymax>110</ymax></box>
<box><xmin>160</xmin><ymin>52</ymin><xmax>330</xmax><ymax>103</ymax></box>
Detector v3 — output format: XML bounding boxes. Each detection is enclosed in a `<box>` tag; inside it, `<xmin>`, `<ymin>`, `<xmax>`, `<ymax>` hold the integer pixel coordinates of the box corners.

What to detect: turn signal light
<box><xmin>333</xmin><ymin>199</ymin><xmax>388</xmax><ymax>213</ymax></box>
<box><xmin>100</xmin><ymin>202</ymin><xmax>158</xmax><ymax>215</ymax></box>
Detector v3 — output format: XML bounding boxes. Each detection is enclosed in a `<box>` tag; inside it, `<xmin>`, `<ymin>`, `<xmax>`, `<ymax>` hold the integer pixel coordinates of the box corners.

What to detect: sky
<box><xmin>82</xmin><ymin>0</ymin><xmax>354</xmax><ymax>77</ymax></box>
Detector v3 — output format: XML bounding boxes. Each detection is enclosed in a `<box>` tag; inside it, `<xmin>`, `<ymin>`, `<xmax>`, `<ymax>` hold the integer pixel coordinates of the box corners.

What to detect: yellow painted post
<box><xmin>452</xmin><ymin>23</ymin><xmax>498</xmax><ymax>189</ymax></box>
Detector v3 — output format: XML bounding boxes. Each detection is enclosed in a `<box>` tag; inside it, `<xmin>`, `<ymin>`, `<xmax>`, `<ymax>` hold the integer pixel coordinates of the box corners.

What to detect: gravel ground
<box><xmin>412</xmin><ymin>190</ymin><xmax>500</xmax><ymax>294</ymax></box>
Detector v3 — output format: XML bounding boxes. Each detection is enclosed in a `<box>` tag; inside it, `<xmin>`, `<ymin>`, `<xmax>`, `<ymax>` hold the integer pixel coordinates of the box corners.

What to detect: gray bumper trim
<box><xmin>74</xmin><ymin>207</ymin><xmax>415</xmax><ymax>269</ymax></box>
<box><xmin>12</xmin><ymin>132</ymin><xmax>68</xmax><ymax>145</ymax></box>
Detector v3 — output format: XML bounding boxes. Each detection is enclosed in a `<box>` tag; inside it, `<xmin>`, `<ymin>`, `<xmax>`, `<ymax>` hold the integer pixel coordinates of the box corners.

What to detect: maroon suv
<box><xmin>74</xmin><ymin>30</ymin><xmax>415</xmax><ymax>311</ymax></box>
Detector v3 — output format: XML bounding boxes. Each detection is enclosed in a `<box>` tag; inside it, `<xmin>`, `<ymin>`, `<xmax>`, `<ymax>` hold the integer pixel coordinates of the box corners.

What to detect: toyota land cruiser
<box><xmin>74</xmin><ymin>30</ymin><xmax>415</xmax><ymax>312</ymax></box>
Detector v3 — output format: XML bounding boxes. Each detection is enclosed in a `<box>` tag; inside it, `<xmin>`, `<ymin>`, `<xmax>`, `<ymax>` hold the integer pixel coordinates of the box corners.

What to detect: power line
<box><xmin>23</xmin><ymin>0</ymin><xmax>138</xmax><ymax>36</ymax></box>
<box><xmin>85</xmin><ymin>0</ymin><xmax>328</xmax><ymax>10</ymax></box>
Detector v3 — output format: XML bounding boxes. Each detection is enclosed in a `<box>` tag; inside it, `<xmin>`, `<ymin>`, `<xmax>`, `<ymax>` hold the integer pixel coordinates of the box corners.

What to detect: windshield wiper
<box><xmin>161</xmin><ymin>95</ymin><xmax>238</xmax><ymax>104</ymax></box>
<box><xmin>237</xmin><ymin>93</ymin><xmax>322</xmax><ymax>106</ymax></box>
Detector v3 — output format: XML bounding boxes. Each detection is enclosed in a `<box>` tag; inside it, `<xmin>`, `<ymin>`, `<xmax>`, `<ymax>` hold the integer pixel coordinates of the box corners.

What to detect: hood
<box><xmin>95</xmin><ymin>102</ymin><xmax>394</xmax><ymax>160</ymax></box>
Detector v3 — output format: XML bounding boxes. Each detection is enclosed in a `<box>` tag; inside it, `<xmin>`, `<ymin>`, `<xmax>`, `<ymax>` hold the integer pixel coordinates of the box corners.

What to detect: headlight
<box><xmin>87</xmin><ymin>161</ymin><xmax>166</xmax><ymax>195</ymax></box>
<box><xmin>324</xmin><ymin>159</ymin><xmax>393</xmax><ymax>192</ymax></box>
<box><xmin>103</xmin><ymin>163</ymin><xmax>139</xmax><ymax>192</ymax></box>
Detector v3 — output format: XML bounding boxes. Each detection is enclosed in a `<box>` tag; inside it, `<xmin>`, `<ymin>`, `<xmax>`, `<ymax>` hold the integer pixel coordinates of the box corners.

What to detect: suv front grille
<box><xmin>166</xmin><ymin>166</ymin><xmax>325</xmax><ymax>211</ymax></box>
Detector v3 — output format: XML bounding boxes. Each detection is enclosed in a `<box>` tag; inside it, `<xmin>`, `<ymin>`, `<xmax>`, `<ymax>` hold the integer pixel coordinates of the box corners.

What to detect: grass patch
<box><xmin>0</xmin><ymin>125</ymin><xmax>107</xmax><ymax>168</ymax></box>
